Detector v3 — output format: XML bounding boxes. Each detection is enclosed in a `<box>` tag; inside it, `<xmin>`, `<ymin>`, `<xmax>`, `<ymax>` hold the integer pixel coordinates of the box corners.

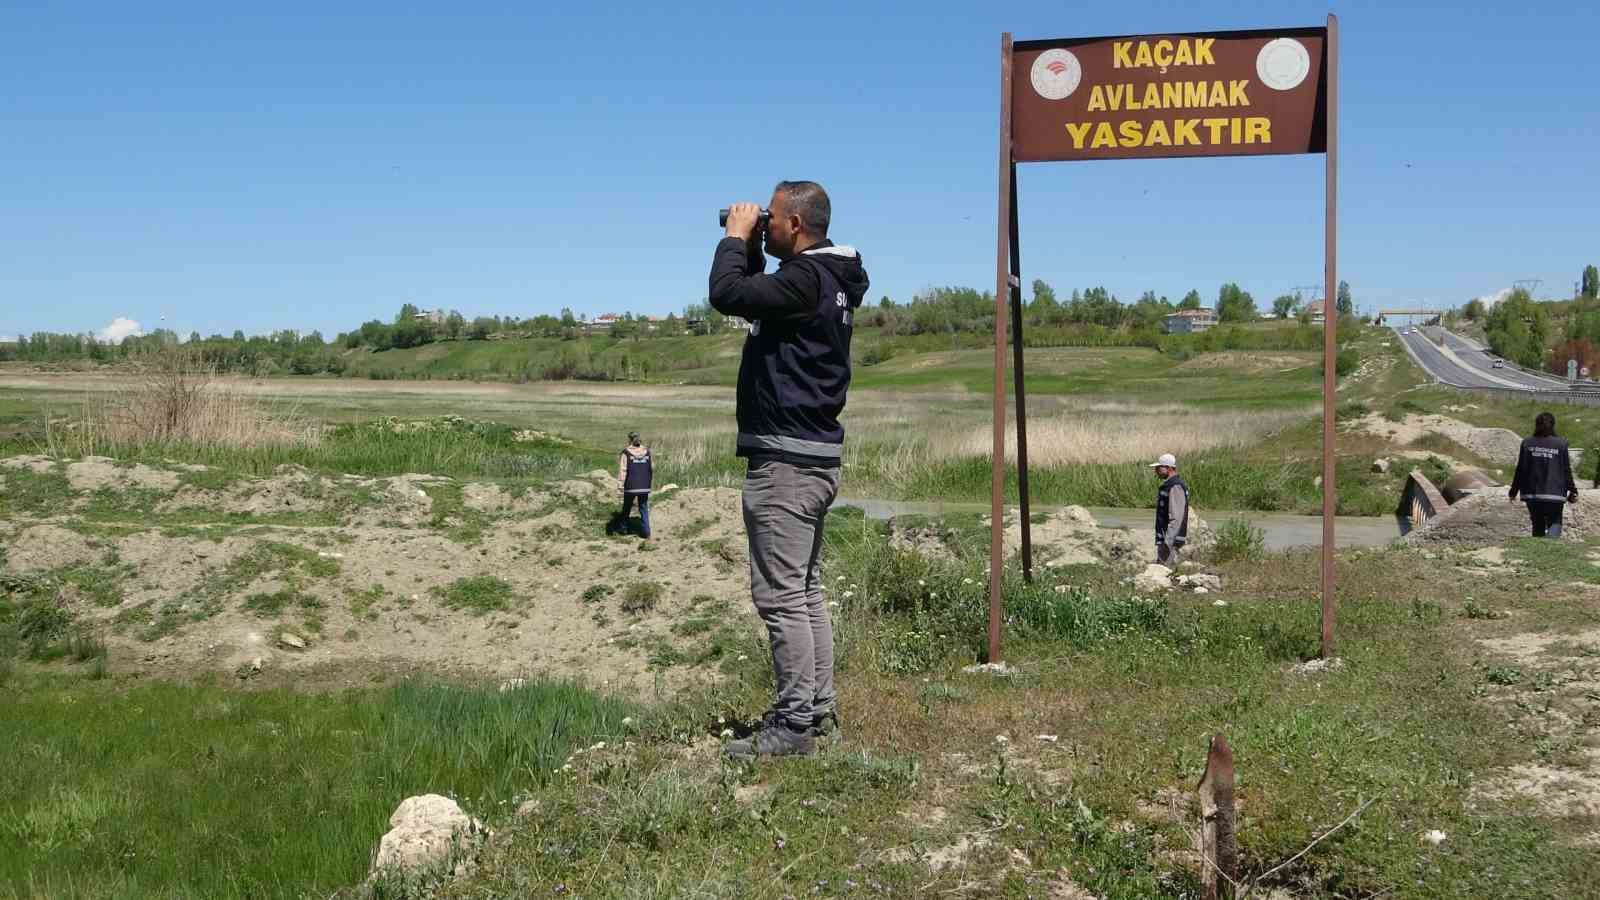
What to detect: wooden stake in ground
<box><xmin>1198</xmin><ymin>734</ymin><xmax>1238</xmax><ymax>900</ymax></box>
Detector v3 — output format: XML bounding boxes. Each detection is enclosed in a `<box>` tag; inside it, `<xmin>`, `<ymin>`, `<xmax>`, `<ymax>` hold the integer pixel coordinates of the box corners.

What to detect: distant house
<box><xmin>584</xmin><ymin>313</ymin><xmax>622</xmax><ymax>333</ymax></box>
<box><xmin>1303</xmin><ymin>299</ymin><xmax>1327</xmax><ymax>324</ymax></box>
<box><xmin>1161</xmin><ymin>308</ymin><xmax>1219</xmax><ymax>334</ymax></box>
<box><xmin>413</xmin><ymin>309</ymin><xmax>448</xmax><ymax>326</ymax></box>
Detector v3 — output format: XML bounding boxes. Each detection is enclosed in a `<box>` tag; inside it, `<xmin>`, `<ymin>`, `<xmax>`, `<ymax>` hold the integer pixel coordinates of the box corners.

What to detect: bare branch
<box><xmin>1249</xmin><ymin>796</ymin><xmax>1378</xmax><ymax>892</ymax></box>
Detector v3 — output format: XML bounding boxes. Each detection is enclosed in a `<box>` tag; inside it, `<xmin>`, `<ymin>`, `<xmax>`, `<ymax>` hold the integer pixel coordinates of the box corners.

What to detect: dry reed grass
<box><xmin>939</xmin><ymin>403</ymin><xmax>1315</xmax><ymax>467</ymax></box>
<box><xmin>45</xmin><ymin>346</ymin><xmax>320</xmax><ymax>456</ymax></box>
<box><xmin>639</xmin><ymin>392</ymin><xmax>1316</xmax><ymax>498</ymax></box>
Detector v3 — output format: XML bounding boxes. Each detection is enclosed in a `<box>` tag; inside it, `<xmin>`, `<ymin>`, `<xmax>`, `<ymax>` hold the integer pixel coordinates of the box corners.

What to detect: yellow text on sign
<box><xmin>1063</xmin><ymin>117</ymin><xmax>1272</xmax><ymax>150</ymax></box>
<box><xmin>1086</xmin><ymin>80</ymin><xmax>1251</xmax><ymax>112</ymax></box>
<box><xmin>1113</xmin><ymin>39</ymin><xmax>1216</xmax><ymax>69</ymax></box>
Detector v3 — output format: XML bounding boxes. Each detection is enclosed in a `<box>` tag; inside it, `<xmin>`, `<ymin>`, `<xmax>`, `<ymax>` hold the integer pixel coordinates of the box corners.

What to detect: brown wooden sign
<box><xmin>1012</xmin><ymin>27</ymin><xmax>1327</xmax><ymax>162</ymax></box>
<box><xmin>989</xmin><ymin>17</ymin><xmax>1339</xmax><ymax>666</ymax></box>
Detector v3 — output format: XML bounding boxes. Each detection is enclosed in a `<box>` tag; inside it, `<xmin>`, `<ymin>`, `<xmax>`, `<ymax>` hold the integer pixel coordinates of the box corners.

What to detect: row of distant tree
<box><xmin>1452</xmin><ymin>264</ymin><xmax>1599</xmax><ymax>372</ymax></box>
<box><xmin>858</xmin><ymin>279</ymin><xmax>1353</xmax><ymax>336</ymax></box>
<box><xmin>340</xmin><ymin>302</ymin><xmax>728</xmax><ymax>351</ymax></box>
<box><xmin>0</xmin><ymin>302</ymin><xmax>743</xmax><ymax>372</ymax></box>
<box><xmin>2</xmin><ymin>278</ymin><xmax>1359</xmax><ymax>373</ymax></box>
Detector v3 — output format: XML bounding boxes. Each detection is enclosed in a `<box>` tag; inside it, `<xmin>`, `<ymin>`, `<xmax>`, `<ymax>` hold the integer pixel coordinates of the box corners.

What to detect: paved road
<box><xmin>1393</xmin><ymin>327</ymin><xmax>1569</xmax><ymax>391</ymax></box>
<box><xmin>1433</xmin><ymin>329</ymin><xmax>1572</xmax><ymax>390</ymax></box>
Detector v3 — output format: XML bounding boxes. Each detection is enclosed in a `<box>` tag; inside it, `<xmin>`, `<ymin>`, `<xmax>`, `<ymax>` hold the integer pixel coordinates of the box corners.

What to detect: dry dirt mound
<box><xmin>888</xmin><ymin>506</ymin><xmax>1184</xmax><ymax>569</ymax></box>
<box><xmin>1409</xmin><ymin>489</ymin><xmax>1599</xmax><ymax>547</ymax></box>
<box><xmin>64</xmin><ymin>456</ymin><xmax>182</xmax><ymax>492</ymax></box>
<box><xmin>4</xmin><ymin>523</ymin><xmax>103</xmax><ymax>570</ymax></box>
<box><xmin>1351</xmin><ymin>412</ymin><xmax>1522</xmax><ymax>465</ymax></box>
<box><xmin>0</xmin><ymin>454</ymin><xmax>56</xmax><ymax>475</ymax></box>
<box><xmin>1175</xmin><ymin>352</ymin><xmax>1314</xmax><ymax>372</ymax></box>
<box><xmin>3</xmin><ymin>463</ymin><xmax>764</xmax><ymax>694</ymax></box>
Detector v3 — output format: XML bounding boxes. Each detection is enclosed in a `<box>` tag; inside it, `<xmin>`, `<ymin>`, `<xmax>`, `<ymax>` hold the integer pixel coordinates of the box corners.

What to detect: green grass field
<box><xmin>6</xmin><ymin>328</ymin><xmax>1600</xmax><ymax>896</ymax></box>
<box><xmin>7</xmin><ymin>511</ymin><xmax>1600</xmax><ymax>898</ymax></box>
<box><xmin>0</xmin><ymin>323</ymin><xmax>1555</xmax><ymax>516</ymax></box>
<box><xmin>0</xmin><ymin>676</ymin><xmax>634</xmax><ymax>899</ymax></box>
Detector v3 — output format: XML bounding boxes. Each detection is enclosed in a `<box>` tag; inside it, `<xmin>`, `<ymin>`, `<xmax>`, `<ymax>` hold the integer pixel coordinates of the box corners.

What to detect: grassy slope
<box><xmin>9</xmin><ymin>507</ymin><xmax>1599</xmax><ymax>898</ymax></box>
<box><xmin>434</xmin><ymin>512</ymin><xmax>1600</xmax><ymax>899</ymax></box>
<box><xmin>340</xmin><ymin>333</ymin><xmax>746</xmax><ymax>384</ymax></box>
<box><xmin>0</xmin><ymin>677</ymin><xmax>633</xmax><ymax>899</ymax></box>
<box><xmin>6</xmin><ymin>368</ymin><xmax>1600</xmax><ymax>897</ymax></box>
<box><xmin>314</xmin><ymin>320</ymin><xmax>1327</xmax><ymax>392</ymax></box>
<box><xmin>0</xmin><ymin>324</ymin><xmax>1569</xmax><ymax>516</ymax></box>
<box><xmin>855</xmin><ymin>344</ymin><xmax>1323</xmax><ymax>410</ymax></box>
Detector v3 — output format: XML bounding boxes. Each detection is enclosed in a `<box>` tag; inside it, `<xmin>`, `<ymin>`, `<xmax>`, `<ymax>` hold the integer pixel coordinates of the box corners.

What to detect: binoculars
<box><xmin>718</xmin><ymin>208</ymin><xmax>770</xmax><ymax>229</ymax></box>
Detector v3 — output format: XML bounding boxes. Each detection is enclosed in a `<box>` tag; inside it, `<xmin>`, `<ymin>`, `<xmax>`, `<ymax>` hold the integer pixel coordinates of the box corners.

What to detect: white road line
<box><xmin>1428</xmin><ymin>338</ymin><xmax>1535</xmax><ymax>389</ymax></box>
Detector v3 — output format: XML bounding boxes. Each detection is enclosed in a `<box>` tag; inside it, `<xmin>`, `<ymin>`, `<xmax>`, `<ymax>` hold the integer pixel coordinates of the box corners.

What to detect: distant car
<box><xmin>1492</xmin><ymin>360</ymin><xmax>1505</xmax><ymax>369</ymax></box>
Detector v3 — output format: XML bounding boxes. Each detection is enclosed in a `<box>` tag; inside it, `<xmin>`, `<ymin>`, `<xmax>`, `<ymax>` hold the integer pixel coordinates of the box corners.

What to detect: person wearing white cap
<box><xmin>1148</xmin><ymin>453</ymin><xmax>1188</xmax><ymax>565</ymax></box>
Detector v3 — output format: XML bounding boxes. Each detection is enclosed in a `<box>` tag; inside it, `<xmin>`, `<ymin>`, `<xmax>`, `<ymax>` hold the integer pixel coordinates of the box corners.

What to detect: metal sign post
<box><xmin>1320</xmin><ymin>14</ymin><xmax>1339</xmax><ymax>658</ymax></box>
<box><xmin>989</xmin><ymin>34</ymin><xmax>1014</xmax><ymax>665</ymax></box>
<box><xmin>990</xmin><ymin>17</ymin><xmax>1340</xmax><ymax>663</ymax></box>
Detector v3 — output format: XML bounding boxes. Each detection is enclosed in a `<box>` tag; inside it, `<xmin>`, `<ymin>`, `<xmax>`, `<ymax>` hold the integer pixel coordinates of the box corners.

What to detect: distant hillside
<box><xmin>341</xmin><ymin>333</ymin><xmax>748</xmax><ymax>384</ymax></box>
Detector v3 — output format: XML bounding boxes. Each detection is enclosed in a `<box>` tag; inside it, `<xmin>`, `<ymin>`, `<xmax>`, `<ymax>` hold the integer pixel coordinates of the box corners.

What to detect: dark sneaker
<box><xmin>810</xmin><ymin>709</ymin><xmax>842</xmax><ymax>742</ymax></box>
<box><xmin>725</xmin><ymin>723</ymin><xmax>816</xmax><ymax>761</ymax></box>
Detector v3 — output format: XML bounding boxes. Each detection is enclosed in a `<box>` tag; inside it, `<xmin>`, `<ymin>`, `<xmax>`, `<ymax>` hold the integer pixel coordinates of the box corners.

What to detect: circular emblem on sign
<box><xmin>1030</xmin><ymin>49</ymin><xmax>1082</xmax><ymax>101</ymax></box>
<box><xmin>1256</xmin><ymin>38</ymin><xmax>1311</xmax><ymax>91</ymax></box>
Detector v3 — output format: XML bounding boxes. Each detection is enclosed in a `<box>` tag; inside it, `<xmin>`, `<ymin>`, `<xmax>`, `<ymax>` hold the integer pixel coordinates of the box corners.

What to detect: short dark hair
<box><xmin>774</xmin><ymin>181</ymin><xmax>830</xmax><ymax>235</ymax></box>
<box><xmin>1535</xmin><ymin>412</ymin><xmax>1556</xmax><ymax>437</ymax></box>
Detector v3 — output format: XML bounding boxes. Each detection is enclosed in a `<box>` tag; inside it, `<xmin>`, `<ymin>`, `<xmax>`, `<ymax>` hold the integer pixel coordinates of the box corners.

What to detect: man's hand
<box><xmin>1569</xmin><ymin>490</ymin><xmax>1580</xmax><ymax>504</ymax></box>
<box><xmin>1508</xmin><ymin>489</ymin><xmax>1518</xmax><ymax>503</ymax></box>
<box><xmin>724</xmin><ymin>202</ymin><xmax>762</xmax><ymax>241</ymax></box>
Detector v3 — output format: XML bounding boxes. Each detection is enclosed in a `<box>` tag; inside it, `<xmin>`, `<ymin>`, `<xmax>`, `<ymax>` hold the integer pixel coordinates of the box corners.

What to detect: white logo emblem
<box><xmin>1030</xmin><ymin>49</ymin><xmax>1082</xmax><ymax>101</ymax></box>
<box><xmin>1256</xmin><ymin>38</ymin><xmax>1311</xmax><ymax>91</ymax></box>
<box><xmin>835</xmin><ymin>291</ymin><xmax>847</xmax><ymax>307</ymax></box>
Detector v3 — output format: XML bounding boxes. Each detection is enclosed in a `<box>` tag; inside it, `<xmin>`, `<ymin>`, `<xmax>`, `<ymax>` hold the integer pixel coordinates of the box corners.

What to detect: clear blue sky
<box><xmin>3</xmin><ymin>1</ymin><xmax>1598</xmax><ymax>341</ymax></box>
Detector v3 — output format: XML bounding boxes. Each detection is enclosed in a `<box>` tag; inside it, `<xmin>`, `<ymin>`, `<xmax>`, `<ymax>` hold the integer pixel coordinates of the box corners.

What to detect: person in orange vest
<box><xmin>618</xmin><ymin>431</ymin><xmax>653</xmax><ymax>539</ymax></box>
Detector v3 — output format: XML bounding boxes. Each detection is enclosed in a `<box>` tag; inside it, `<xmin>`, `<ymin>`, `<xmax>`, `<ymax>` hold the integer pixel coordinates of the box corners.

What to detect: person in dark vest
<box><xmin>1149</xmin><ymin>453</ymin><xmax>1189</xmax><ymax>565</ymax></box>
<box><xmin>1508</xmin><ymin>411</ymin><xmax>1577</xmax><ymax>538</ymax></box>
<box><xmin>711</xmin><ymin>181</ymin><xmax>869</xmax><ymax>761</ymax></box>
<box><xmin>617</xmin><ymin>431</ymin><xmax>652</xmax><ymax>539</ymax></box>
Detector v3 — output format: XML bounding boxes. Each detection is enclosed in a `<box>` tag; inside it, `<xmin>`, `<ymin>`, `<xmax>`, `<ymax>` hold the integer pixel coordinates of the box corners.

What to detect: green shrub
<box><xmin>434</xmin><ymin>576</ymin><xmax>514</xmax><ymax>614</ymax></box>
<box><xmin>1335</xmin><ymin>347</ymin><xmax>1359</xmax><ymax>376</ymax></box>
<box><xmin>1213</xmin><ymin>518</ymin><xmax>1266</xmax><ymax>563</ymax></box>
<box><xmin>620</xmin><ymin>581</ymin><xmax>663</xmax><ymax>613</ymax></box>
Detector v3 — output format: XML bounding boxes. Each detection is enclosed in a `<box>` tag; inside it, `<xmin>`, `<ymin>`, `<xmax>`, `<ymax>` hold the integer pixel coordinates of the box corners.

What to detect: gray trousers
<box><xmin>742</xmin><ymin>459</ymin><xmax>841</xmax><ymax>730</ymax></box>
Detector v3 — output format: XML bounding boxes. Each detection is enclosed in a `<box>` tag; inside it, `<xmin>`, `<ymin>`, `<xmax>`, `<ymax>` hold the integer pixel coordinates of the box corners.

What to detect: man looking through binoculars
<box><xmin>709</xmin><ymin>181</ymin><xmax>869</xmax><ymax>760</ymax></box>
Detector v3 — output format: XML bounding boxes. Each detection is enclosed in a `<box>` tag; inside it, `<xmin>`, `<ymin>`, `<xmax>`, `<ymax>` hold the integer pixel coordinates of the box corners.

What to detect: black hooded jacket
<box><xmin>1510</xmin><ymin>434</ymin><xmax>1576</xmax><ymax>503</ymax></box>
<box><xmin>709</xmin><ymin>236</ymin><xmax>870</xmax><ymax>466</ymax></box>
